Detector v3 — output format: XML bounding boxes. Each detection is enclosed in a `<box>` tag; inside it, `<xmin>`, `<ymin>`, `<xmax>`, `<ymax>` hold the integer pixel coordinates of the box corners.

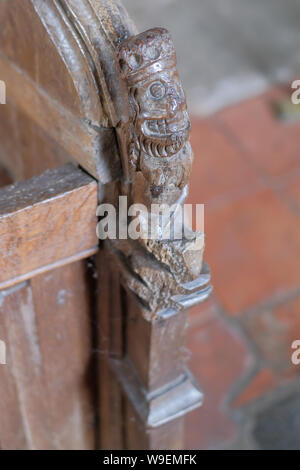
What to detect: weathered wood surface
<box><xmin>97</xmin><ymin>249</ymin><xmax>124</xmax><ymax>450</ymax></box>
<box><xmin>0</xmin><ymin>164</ymin><xmax>98</xmax><ymax>290</ymax></box>
<box><xmin>0</xmin><ymin>261</ymin><xmax>95</xmax><ymax>450</ymax></box>
<box><xmin>0</xmin><ymin>166</ymin><xmax>12</xmax><ymax>187</ymax></box>
<box><xmin>0</xmin><ymin>55</ymin><xmax>120</xmax><ymax>181</ymax></box>
<box><xmin>0</xmin><ymin>0</ymin><xmax>211</xmax><ymax>450</ymax></box>
<box><xmin>98</xmin><ymin>25</ymin><xmax>211</xmax><ymax>449</ymax></box>
<box><xmin>0</xmin><ymin>0</ymin><xmax>135</xmax><ymax>182</ymax></box>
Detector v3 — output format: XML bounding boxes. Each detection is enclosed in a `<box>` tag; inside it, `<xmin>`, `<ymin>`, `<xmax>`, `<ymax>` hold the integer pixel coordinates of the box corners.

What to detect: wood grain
<box><xmin>0</xmin><ymin>0</ymin><xmax>208</xmax><ymax>450</ymax></box>
<box><xmin>0</xmin><ymin>166</ymin><xmax>12</xmax><ymax>187</ymax></box>
<box><xmin>0</xmin><ymin>0</ymin><xmax>135</xmax><ymax>183</ymax></box>
<box><xmin>0</xmin><ymin>164</ymin><xmax>98</xmax><ymax>289</ymax></box>
<box><xmin>0</xmin><ymin>282</ymin><xmax>54</xmax><ymax>450</ymax></box>
<box><xmin>97</xmin><ymin>249</ymin><xmax>124</xmax><ymax>450</ymax></box>
<box><xmin>0</xmin><ymin>55</ymin><xmax>120</xmax><ymax>182</ymax></box>
<box><xmin>0</xmin><ymin>261</ymin><xmax>95</xmax><ymax>450</ymax></box>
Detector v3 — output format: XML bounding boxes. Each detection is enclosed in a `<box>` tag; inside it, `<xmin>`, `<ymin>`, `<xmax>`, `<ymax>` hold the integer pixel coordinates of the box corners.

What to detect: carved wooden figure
<box><xmin>108</xmin><ymin>28</ymin><xmax>210</xmax><ymax>319</ymax></box>
<box><xmin>100</xmin><ymin>27</ymin><xmax>212</xmax><ymax>449</ymax></box>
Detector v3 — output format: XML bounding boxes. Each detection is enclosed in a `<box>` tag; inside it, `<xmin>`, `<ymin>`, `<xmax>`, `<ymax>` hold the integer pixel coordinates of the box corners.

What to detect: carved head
<box><xmin>118</xmin><ymin>28</ymin><xmax>190</xmax><ymax>159</ymax></box>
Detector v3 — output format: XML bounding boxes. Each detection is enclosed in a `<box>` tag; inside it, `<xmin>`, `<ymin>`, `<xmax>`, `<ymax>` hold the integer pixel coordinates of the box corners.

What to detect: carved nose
<box><xmin>168</xmin><ymin>90</ymin><xmax>184</xmax><ymax>117</ymax></box>
<box><xmin>169</xmin><ymin>98</ymin><xmax>179</xmax><ymax>116</ymax></box>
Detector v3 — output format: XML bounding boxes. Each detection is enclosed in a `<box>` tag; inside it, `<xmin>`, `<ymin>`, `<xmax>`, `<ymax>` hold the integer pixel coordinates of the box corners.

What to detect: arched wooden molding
<box><xmin>0</xmin><ymin>0</ymin><xmax>135</xmax><ymax>182</ymax></box>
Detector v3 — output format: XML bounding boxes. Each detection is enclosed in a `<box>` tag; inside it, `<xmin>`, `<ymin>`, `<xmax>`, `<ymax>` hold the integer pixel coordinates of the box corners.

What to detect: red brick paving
<box><xmin>281</xmin><ymin>175</ymin><xmax>300</xmax><ymax>211</ymax></box>
<box><xmin>188</xmin><ymin>295</ymin><xmax>219</xmax><ymax>328</ymax></box>
<box><xmin>204</xmin><ymin>187</ymin><xmax>300</xmax><ymax>315</ymax></box>
<box><xmin>188</xmin><ymin>118</ymin><xmax>258</xmax><ymax>206</ymax></box>
<box><xmin>218</xmin><ymin>86</ymin><xmax>300</xmax><ymax>179</ymax></box>
<box><xmin>185</xmin><ymin>312</ymin><xmax>254</xmax><ymax>449</ymax></box>
<box><xmin>232</xmin><ymin>368</ymin><xmax>277</xmax><ymax>408</ymax></box>
<box><xmin>186</xmin><ymin>85</ymin><xmax>300</xmax><ymax>449</ymax></box>
<box><xmin>242</xmin><ymin>296</ymin><xmax>300</xmax><ymax>375</ymax></box>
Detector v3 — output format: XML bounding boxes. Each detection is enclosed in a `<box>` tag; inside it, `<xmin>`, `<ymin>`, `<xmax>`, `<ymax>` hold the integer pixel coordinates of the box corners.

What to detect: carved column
<box><xmin>98</xmin><ymin>27</ymin><xmax>212</xmax><ymax>450</ymax></box>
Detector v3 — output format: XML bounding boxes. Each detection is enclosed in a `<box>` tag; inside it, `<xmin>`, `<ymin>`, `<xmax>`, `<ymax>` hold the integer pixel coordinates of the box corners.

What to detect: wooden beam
<box><xmin>0</xmin><ymin>164</ymin><xmax>98</xmax><ymax>289</ymax></box>
<box><xmin>0</xmin><ymin>55</ymin><xmax>120</xmax><ymax>183</ymax></box>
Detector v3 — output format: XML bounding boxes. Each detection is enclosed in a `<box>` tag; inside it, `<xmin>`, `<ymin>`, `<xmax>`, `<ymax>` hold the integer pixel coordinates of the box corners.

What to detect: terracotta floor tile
<box><xmin>188</xmin><ymin>294</ymin><xmax>219</xmax><ymax>329</ymax></box>
<box><xmin>218</xmin><ymin>86</ymin><xmax>300</xmax><ymax>178</ymax></box>
<box><xmin>218</xmin><ymin>87</ymin><xmax>289</xmax><ymax>152</ymax></box>
<box><xmin>188</xmin><ymin>117</ymin><xmax>258</xmax><ymax>206</ymax></box>
<box><xmin>232</xmin><ymin>368</ymin><xmax>277</xmax><ymax>408</ymax></box>
<box><xmin>204</xmin><ymin>187</ymin><xmax>300</xmax><ymax>315</ymax></box>
<box><xmin>242</xmin><ymin>296</ymin><xmax>300</xmax><ymax>376</ymax></box>
<box><xmin>185</xmin><ymin>314</ymin><xmax>253</xmax><ymax>449</ymax></box>
<box><xmin>186</xmin><ymin>85</ymin><xmax>300</xmax><ymax>448</ymax></box>
<box><xmin>281</xmin><ymin>175</ymin><xmax>300</xmax><ymax>212</ymax></box>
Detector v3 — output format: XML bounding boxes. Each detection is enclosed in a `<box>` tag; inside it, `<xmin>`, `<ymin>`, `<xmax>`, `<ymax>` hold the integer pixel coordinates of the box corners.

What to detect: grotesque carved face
<box><xmin>132</xmin><ymin>69</ymin><xmax>190</xmax><ymax>158</ymax></box>
<box><xmin>119</xmin><ymin>28</ymin><xmax>191</xmax><ymax>159</ymax></box>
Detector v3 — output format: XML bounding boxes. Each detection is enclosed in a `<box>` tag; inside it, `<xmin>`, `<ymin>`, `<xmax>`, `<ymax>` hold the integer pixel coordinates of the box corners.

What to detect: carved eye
<box><xmin>149</xmin><ymin>82</ymin><xmax>166</xmax><ymax>100</ymax></box>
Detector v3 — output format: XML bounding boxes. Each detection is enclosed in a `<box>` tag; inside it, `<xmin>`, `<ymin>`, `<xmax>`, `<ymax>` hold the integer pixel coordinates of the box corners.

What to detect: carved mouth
<box><xmin>139</xmin><ymin>111</ymin><xmax>190</xmax><ymax>157</ymax></box>
<box><xmin>145</xmin><ymin>119</ymin><xmax>170</xmax><ymax>135</ymax></box>
<box><xmin>138</xmin><ymin>130</ymin><xmax>188</xmax><ymax>158</ymax></box>
<box><xmin>142</xmin><ymin>111</ymin><xmax>190</xmax><ymax>139</ymax></box>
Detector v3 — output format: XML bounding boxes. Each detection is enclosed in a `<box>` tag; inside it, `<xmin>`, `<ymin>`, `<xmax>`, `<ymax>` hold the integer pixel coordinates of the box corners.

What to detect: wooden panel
<box><xmin>0</xmin><ymin>166</ymin><xmax>12</xmax><ymax>187</ymax></box>
<box><xmin>0</xmin><ymin>103</ymin><xmax>73</xmax><ymax>182</ymax></box>
<box><xmin>0</xmin><ymin>164</ymin><xmax>98</xmax><ymax>289</ymax></box>
<box><xmin>0</xmin><ymin>56</ymin><xmax>120</xmax><ymax>182</ymax></box>
<box><xmin>97</xmin><ymin>249</ymin><xmax>124</xmax><ymax>450</ymax></box>
<box><xmin>0</xmin><ymin>282</ymin><xmax>53</xmax><ymax>449</ymax></box>
<box><xmin>30</xmin><ymin>261</ymin><xmax>95</xmax><ymax>449</ymax></box>
<box><xmin>126</xmin><ymin>294</ymin><xmax>188</xmax><ymax>392</ymax></box>
<box><xmin>0</xmin><ymin>261</ymin><xmax>95</xmax><ymax>450</ymax></box>
<box><xmin>0</xmin><ymin>0</ymin><xmax>84</xmax><ymax>116</ymax></box>
<box><xmin>0</xmin><ymin>284</ymin><xmax>29</xmax><ymax>450</ymax></box>
<box><xmin>0</xmin><ymin>0</ymin><xmax>134</xmax><ymax>183</ymax></box>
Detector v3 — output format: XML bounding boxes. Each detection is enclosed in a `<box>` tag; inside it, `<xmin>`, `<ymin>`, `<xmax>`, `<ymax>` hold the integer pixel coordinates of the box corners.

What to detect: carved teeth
<box><xmin>146</xmin><ymin>119</ymin><xmax>169</xmax><ymax>136</ymax></box>
<box><xmin>159</xmin><ymin>144</ymin><xmax>168</xmax><ymax>157</ymax></box>
<box><xmin>158</xmin><ymin>120</ymin><xmax>165</xmax><ymax>134</ymax></box>
<box><xmin>153</xmin><ymin>121</ymin><xmax>159</xmax><ymax>133</ymax></box>
<box><xmin>147</xmin><ymin>141</ymin><xmax>153</xmax><ymax>157</ymax></box>
<box><xmin>145</xmin><ymin>117</ymin><xmax>188</xmax><ymax>138</ymax></box>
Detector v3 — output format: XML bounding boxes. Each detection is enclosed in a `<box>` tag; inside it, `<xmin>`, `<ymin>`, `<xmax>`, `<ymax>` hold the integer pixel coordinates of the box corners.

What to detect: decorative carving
<box><xmin>108</xmin><ymin>28</ymin><xmax>211</xmax><ymax>320</ymax></box>
<box><xmin>118</xmin><ymin>28</ymin><xmax>192</xmax><ymax>206</ymax></box>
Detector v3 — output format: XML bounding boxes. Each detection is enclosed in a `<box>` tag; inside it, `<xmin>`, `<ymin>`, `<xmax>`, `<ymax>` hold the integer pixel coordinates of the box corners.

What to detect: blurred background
<box><xmin>124</xmin><ymin>0</ymin><xmax>300</xmax><ymax>450</ymax></box>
